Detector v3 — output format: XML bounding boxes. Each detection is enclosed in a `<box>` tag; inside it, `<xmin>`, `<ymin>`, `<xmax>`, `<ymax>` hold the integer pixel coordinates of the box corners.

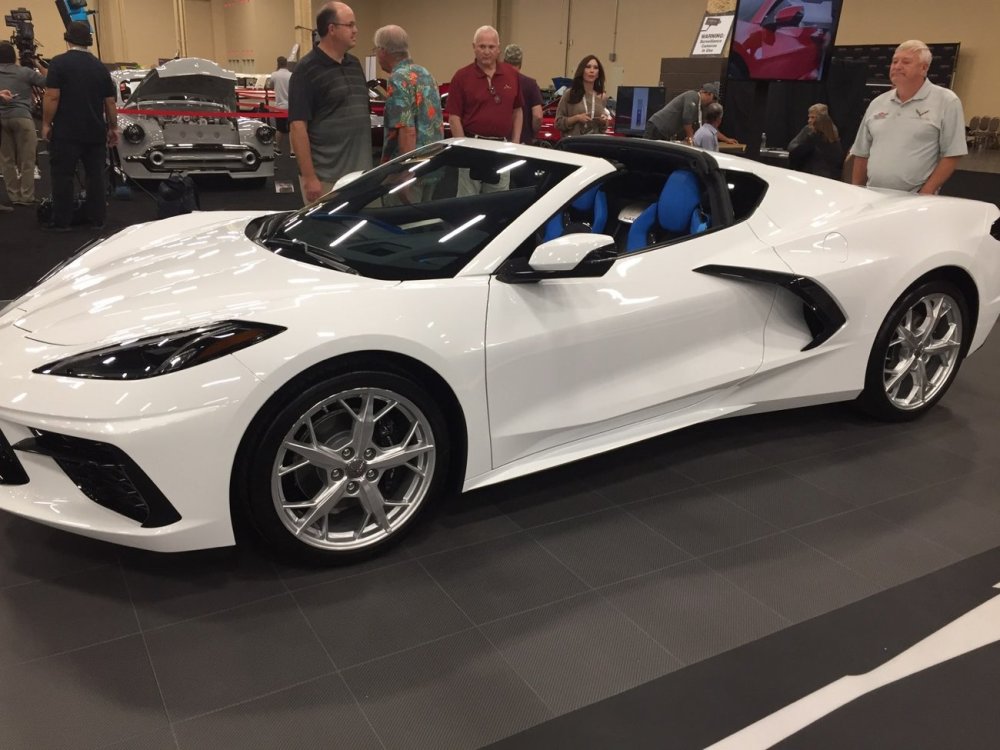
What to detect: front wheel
<box><xmin>859</xmin><ymin>280</ymin><xmax>968</xmax><ymax>421</ymax></box>
<box><xmin>240</xmin><ymin>370</ymin><xmax>450</xmax><ymax>562</ymax></box>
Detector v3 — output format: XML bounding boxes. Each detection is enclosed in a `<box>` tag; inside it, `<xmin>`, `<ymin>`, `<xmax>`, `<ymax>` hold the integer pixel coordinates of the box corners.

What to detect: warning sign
<box><xmin>690</xmin><ymin>13</ymin><xmax>734</xmax><ymax>57</ymax></box>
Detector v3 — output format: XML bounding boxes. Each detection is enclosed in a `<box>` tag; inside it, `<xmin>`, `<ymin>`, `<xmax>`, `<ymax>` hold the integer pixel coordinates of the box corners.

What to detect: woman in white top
<box><xmin>555</xmin><ymin>55</ymin><xmax>608</xmax><ymax>138</ymax></box>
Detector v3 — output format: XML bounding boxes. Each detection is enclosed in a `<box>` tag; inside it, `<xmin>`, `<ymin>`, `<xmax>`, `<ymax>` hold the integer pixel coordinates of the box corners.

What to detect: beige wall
<box><xmin>10</xmin><ymin>0</ymin><xmax>999</xmax><ymax>115</ymax></box>
<box><xmin>184</xmin><ymin>0</ymin><xmax>215</xmax><ymax>60</ymax></box>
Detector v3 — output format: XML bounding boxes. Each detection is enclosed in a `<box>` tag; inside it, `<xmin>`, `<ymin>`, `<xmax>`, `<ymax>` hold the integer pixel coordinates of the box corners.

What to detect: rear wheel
<box><xmin>859</xmin><ymin>280</ymin><xmax>968</xmax><ymax>421</ymax></box>
<box><xmin>240</xmin><ymin>370</ymin><xmax>449</xmax><ymax>562</ymax></box>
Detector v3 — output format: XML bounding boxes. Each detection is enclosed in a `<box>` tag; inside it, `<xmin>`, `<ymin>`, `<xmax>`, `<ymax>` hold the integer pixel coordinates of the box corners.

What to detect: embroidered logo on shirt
<box><xmin>916</xmin><ymin>108</ymin><xmax>929</xmax><ymax>118</ymax></box>
<box><xmin>873</xmin><ymin>112</ymin><xmax>889</xmax><ymax>120</ymax></box>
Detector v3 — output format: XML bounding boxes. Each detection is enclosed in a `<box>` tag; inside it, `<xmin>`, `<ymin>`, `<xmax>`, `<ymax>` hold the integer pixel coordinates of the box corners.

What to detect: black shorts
<box><xmin>275</xmin><ymin>117</ymin><xmax>289</xmax><ymax>134</ymax></box>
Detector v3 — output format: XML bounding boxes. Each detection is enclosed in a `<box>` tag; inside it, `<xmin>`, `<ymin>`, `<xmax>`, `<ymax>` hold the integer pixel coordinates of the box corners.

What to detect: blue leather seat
<box><xmin>543</xmin><ymin>184</ymin><xmax>608</xmax><ymax>241</ymax></box>
<box><xmin>625</xmin><ymin>170</ymin><xmax>708</xmax><ymax>252</ymax></box>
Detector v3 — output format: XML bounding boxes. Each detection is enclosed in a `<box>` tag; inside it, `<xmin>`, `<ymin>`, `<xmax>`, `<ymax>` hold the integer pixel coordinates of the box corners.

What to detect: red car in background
<box><xmin>728</xmin><ymin>0</ymin><xmax>835</xmax><ymax>81</ymax></box>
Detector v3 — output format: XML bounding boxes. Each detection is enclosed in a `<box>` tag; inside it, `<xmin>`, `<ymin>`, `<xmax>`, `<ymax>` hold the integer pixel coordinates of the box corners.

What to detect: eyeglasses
<box><xmin>487</xmin><ymin>81</ymin><xmax>501</xmax><ymax>105</ymax></box>
<box><xmin>330</xmin><ymin>21</ymin><xmax>358</xmax><ymax>29</ymax></box>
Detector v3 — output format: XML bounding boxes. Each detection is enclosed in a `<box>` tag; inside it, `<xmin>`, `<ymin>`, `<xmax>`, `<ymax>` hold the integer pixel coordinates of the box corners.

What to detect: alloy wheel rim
<box><xmin>882</xmin><ymin>292</ymin><xmax>962</xmax><ymax>411</ymax></box>
<box><xmin>270</xmin><ymin>387</ymin><xmax>436</xmax><ymax>550</ymax></box>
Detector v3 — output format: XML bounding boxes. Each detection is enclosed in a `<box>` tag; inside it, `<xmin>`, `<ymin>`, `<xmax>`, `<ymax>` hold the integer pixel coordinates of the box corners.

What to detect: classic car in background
<box><xmin>116</xmin><ymin>58</ymin><xmax>275</xmax><ymax>184</ymax></box>
<box><xmin>111</xmin><ymin>69</ymin><xmax>150</xmax><ymax>106</ymax></box>
<box><xmin>235</xmin><ymin>73</ymin><xmax>275</xmax><ymax>113</ymax></box>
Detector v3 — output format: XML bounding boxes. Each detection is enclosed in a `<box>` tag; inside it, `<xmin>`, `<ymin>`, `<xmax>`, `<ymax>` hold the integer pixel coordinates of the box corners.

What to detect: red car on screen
<box><xmin>728</xmin><ymin>0</ymin><xmax>834</xmax><ymax>81</ymax></box>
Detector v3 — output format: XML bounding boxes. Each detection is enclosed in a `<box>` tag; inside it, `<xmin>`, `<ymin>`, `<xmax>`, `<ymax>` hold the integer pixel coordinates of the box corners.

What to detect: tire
<box><xmin>859</xmin><ymin>280</ymin><xmax>968</xmax><ymax>421</ymax></box>
<box><xmin>239</xmin><ymin>369</ymin><xmax>450</xmax><ymax>563</ymax></box>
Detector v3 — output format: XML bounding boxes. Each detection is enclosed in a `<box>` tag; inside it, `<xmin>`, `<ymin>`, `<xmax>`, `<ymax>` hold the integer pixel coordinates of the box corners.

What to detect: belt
<box><xmin>470</xmin><ymin>134</ymin><xmax>507</xmax><ymax>141</ymax></box>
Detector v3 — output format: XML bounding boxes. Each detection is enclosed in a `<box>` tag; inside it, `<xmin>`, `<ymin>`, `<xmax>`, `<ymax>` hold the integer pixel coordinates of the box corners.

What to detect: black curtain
<box><xmin>721</xmin><ymin>58</ymin><xmax>868</xmax><ymax>150</ymax></box>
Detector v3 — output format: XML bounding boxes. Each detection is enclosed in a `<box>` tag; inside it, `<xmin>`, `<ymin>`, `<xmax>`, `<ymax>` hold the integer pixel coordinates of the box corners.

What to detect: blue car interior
<box><xmin>543</xmin><ymin>184</ymin><xmax>608</xmax><ymax>241</ymax></box>
<box><xmin>625</xmin><ymin>169</ymin><xmax>709</xmax><ymax>252</ymax></box>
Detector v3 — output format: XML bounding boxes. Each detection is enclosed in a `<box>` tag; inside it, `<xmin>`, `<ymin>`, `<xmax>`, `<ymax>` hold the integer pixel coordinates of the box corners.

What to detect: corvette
<box><xmin>1</xmin><ymin>136</ymin><xmax>998</xmax><ymax>561</ymax></box>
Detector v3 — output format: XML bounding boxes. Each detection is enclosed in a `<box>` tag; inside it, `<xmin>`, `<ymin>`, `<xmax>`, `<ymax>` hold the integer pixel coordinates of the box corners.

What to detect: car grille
<box><xmin>13</xmin><ymin>431</ymin><xmax>181</xmax><ymax>527</ymax></box>
<box><xmin>0</xmin><ymin>428</ymin><xmax>29</xmax><ymax>485</ymax></box>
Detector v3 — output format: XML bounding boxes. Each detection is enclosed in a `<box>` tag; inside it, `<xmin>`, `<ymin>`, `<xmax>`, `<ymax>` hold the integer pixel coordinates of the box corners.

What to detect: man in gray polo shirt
<box><xmin>851</xmin><ymin>40</ymin><xmax>966</xmax><ymax>194</ymax></box>
<box><xmin>644</xmin><ymin>82</ymin><xmax>719</xmax><ymax>143</ymax></box>
<box><xmin>288</xmin><ymin>1</ymin><xmax>372</xmax><ymax>204</ymax></box>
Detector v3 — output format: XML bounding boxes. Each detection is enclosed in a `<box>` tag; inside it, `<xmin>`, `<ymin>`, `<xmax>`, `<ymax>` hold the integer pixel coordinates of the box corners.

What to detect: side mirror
<box><xmin>529</xmin><ymin>233</ymin><xmax>615</xmax><ymax>271</ymax></box>
<box><xmin>765</xmin><ymin>5</ymin><xmax>804</xmax><ymax>29</ymax></box>
<box><xmin>498</xmin><ymin>233</ymin><xmax>617</xmax><ymax>283</ymax></box>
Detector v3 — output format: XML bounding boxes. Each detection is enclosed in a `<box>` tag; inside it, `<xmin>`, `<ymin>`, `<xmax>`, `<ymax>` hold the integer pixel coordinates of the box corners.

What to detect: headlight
<box><xmin>123</xmin><ymin>123</ymin><xmax>145</xmax><ymax>144</ymax></box>
<box><xmin>34</xmin><ymin>320</ymin><xmax>285</xmax><ymax>380</ymax></box>
<box><xmin>256</xmin><ymin>125</ymin><xmax>275</xmax><ymax>144</ymax></box>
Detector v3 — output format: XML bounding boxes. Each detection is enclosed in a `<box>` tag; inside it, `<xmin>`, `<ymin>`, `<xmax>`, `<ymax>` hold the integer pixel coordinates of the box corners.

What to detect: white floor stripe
<box><xmin>707</xmin><ymin>582</ymin><xmax>1000</xmax><ymax>750</ymax></box>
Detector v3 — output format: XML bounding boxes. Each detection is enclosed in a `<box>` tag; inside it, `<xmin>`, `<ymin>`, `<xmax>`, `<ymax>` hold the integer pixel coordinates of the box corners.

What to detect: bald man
<box><xmin>288</xmin><ymin>1</ymin><xmax>372</xmax><ymax>203</ymax></box>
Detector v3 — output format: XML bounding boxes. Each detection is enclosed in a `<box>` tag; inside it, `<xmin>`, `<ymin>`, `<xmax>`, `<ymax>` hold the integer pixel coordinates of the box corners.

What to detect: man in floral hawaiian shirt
<box><xmin>374</xmin><ymin>25</ymin><xmax>443</xmax><ymax>163</ymax></box>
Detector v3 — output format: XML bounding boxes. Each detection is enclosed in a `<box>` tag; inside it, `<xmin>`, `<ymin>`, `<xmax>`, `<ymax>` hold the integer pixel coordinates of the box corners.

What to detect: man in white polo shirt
<box><xmin>850</xmin><ymin>39</ymin><xmax>966</xmax><ymax>194</ymax></box>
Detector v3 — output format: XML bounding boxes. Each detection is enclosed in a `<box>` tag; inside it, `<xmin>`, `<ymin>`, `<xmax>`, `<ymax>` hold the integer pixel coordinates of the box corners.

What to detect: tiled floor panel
<box><xmin>2</xmin><ymin>329</ymin><xmax>999</xmax><ymax>749</ymax></box>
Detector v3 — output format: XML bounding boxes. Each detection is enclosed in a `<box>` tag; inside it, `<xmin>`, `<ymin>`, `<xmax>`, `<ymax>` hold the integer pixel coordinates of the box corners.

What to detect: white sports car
<box><xmin>115</xmin><ymin>58</ymin><xmax>275</xmax><ymax>184</ymax></box>
<box><xmin>1</xmin><ymin>137</ymin><xmax>998</xmax><ymax>562</ymax></box>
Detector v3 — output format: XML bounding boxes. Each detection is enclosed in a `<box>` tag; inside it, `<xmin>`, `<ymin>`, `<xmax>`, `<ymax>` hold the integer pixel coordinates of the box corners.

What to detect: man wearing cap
<box><xmin>502</xmin><ymin>43</ymin><xmax>543</xmax><ymax>145</ymax></box>
<box><xmin>41</xmin><ymin>21</ymin><xmax>117</xmax><ymax>231</ymax></box>
<box><xmin>644</xmin><ymin>83</ymin><xmax>718</xmax><ymax>142</ymax></box>
<box><xmin>851</xmin><ymin>40</ymin><xmax>966</xmax><ymax>194</ymax></box>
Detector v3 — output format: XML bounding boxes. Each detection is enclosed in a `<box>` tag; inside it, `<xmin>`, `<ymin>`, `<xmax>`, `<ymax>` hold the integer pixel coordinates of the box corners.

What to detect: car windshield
<box><xmin>266</xmin><ymin>143</ymin><xmax>579</xmax><ymax>280</ymax></box>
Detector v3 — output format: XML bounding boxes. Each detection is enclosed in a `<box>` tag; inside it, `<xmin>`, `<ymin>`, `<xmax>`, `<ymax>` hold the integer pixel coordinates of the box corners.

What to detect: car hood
<box><xmin>127</xmin><ymin>58</ymin><xmax>237</xmax><ymax>109</ymax></box>
<box><xmin>9</xmin><ymin>212</ymin><xmax>396</xmax><ymax>347</ymax></box>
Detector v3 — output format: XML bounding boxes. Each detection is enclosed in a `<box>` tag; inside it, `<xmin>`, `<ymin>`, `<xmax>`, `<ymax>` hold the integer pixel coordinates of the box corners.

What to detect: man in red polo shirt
<box><xmin>447</xmin><ymin>25</ymin><xmax>523</xmax><ymax>194</ymax></box>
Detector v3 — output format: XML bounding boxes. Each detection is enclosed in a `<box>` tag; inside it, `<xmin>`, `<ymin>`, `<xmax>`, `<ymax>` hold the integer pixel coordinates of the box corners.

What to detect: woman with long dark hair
<box><xmin>789</xmin><ymin>112</ymin><xmax>844</xmax><ymax>180</ymax></box>
<box><xmin>555</xmin><ymin>55</ymin><xmax>608</xmax><ymax>137</ymax></box>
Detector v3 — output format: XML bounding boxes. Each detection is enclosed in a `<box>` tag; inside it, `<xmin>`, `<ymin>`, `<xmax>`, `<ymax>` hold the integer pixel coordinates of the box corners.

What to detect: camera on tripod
<box><xmin>4</xmin><ymin>7</ymin><xmax>42</xmax><ymax>67</ymax></box>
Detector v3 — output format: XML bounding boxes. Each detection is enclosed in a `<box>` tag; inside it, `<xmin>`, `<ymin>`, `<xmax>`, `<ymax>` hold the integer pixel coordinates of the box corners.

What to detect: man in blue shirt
<box><xmin>693</xmin><ymin>103</ymin><xmax>723</xmax><ymax>151</ymax></box>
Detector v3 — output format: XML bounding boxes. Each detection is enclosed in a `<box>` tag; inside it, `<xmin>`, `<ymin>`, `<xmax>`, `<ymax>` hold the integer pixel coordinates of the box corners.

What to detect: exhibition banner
<box><xmin>691</xmin><ymin>0</ymin><xmax>735</xmax><ymax>57</ymax></box>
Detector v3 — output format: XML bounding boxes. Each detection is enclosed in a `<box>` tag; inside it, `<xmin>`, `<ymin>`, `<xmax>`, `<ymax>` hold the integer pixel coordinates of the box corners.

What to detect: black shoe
<box><xmin>13</xmin><ymin>199</ymin><xmax>40</xmax><ymax>206</ymax></box>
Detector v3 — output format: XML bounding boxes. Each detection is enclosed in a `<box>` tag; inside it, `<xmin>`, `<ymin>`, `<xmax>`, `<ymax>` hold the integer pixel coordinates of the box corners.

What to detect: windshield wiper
<box><xmin>260</xmin><ymin>235</ymin><xmax>359</xmax><ymax>275</ymax></box>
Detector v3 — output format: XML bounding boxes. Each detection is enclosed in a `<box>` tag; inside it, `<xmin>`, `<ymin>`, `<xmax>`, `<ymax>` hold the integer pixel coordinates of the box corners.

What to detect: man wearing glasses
<box><xmin>446</xmin><ymin>26</ymin><xmax>523</xmax><ymax>195</ymax></box>
<box><xmin>288</xmin><ymin>1</ymin><xmax>372</xmax><ymax>203</ymax></box>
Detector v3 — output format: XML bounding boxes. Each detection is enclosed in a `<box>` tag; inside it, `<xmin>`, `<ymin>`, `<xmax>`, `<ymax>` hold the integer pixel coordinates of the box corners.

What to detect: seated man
<box><xmin>693</xmin><ymin>103</ymin><xmax>723</xmax><ymax>151</ymax></box>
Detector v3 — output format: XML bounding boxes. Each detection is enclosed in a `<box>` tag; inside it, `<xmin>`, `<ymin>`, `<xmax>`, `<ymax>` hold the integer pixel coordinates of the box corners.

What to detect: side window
<box><xmin>723</xmin><ymin>170</ymin><xmax>768</xmax><ymax>222</ymax></box>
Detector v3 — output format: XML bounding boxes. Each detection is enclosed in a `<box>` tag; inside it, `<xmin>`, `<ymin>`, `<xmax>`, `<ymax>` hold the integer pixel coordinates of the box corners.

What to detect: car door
<box><xmin>484</xmin><ymin>222</ymin><xmax>787</xmax><ymax>468</ymax></box>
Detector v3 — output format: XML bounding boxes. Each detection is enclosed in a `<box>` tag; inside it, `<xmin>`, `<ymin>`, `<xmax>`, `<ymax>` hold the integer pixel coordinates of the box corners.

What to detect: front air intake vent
<box><xmin>991</xmin><ymin>218</ymin><xmax>1000</xmax><ymax>242</ymax></box>
<box><xmin>0</xmin><ymin>429</ymin><xmax>29</xmax><ymax>485</ymax></box>
<box><xmin>12</xmin><ymin>431</ymin><xmax>181</xmax><ymax>527</ymax></box>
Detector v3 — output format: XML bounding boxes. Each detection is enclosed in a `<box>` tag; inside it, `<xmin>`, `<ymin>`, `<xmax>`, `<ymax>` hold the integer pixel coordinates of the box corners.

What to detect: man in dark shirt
<box><xmin>502</xmin><ymin>44</ymin><xmax>542</xmax><ymax>145</ymax></box>
<box><xmin>288</xmin><ymin>1</ymin><xmax>372</xmax><ymax>204</ymax></box>
<box><xmin>41</xmin><ymin>22</ymin><xmax>117</xmax><ymax>231</ymax></box>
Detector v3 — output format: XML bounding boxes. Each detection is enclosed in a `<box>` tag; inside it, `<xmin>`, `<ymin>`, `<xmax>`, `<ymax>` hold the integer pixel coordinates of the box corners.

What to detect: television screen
<box><xmin>614</xmin><ymin>86</ymin><xmax>667</xmax><ymax>136</ymax></box>
<box><xmin>727</xmin><ymin>0</ymin><xmax>843</xmax><ymax>82</ymax></box>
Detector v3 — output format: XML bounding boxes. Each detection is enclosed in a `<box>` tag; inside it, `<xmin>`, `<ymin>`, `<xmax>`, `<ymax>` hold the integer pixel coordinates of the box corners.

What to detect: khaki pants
<box><xmin>457</xmin><ymin>168</ymin><xmax>510</xmax><ymax>197</ymax></box>
<box><xmin>0</xmin><ymin>117</ymin><xmax>39</xmax><ymax>203</ymax></box>
<box><xmin>298</xmin><ymin>175</ymin><xmax>335</xmax><ymax>206</ymax></box>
